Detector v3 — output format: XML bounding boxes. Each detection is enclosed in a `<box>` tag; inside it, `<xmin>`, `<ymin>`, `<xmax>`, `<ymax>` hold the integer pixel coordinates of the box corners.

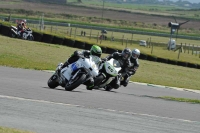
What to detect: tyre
<box><xmin>93</xmin><ymin>74</ymin><xmax>105</xmax><ymax>89</ymax></box>
<box><xmin>104</xmin><ymin>85</ymin><xmax>113</xmax><ymax>91</ymax></box>
<box><xmin>11</xmin><ymin>33</ymin><xmax>16</xmax><ymax>38</ymax></box>
<box><xmin>65</xmin><ymin>74</ymin><xmax>86</xmax><ymax>91</ymax></box>
<box><xmin>27</xmin><ymin>35</ymin><xmax>34</xmax><ymax>41</ymax></box>
<box><xmin>47</xmin><ymin>74</ymin><xmax>59</xmax><ymax>89</ymax></box>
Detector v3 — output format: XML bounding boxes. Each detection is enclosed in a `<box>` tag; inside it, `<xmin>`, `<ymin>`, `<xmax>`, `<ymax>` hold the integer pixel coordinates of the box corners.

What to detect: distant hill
<box><xmin>24</xmin><ymin>0</ymin><xmax>66</xmax><ymax>4</ymax></box>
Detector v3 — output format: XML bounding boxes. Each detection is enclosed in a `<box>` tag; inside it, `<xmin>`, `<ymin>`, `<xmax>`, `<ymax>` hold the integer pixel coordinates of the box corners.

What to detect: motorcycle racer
<box><xmin>103</xmin><ymin>48</ymin><xmax>132</xmax><ymax>89</ymax></box>
<box><xmin>120</xmin><ymin>48</ymin><xmax>140</xmax><ymax>87</ymax></box>
<box><xmin>58</xmin><ymin>45</ymin><xmax>102</xmax><ymax>90</ymax></box>
<box><xmin>16</xmin><ymin>19</ymin><xmax>27</xmax><ymax>38</ymax></box>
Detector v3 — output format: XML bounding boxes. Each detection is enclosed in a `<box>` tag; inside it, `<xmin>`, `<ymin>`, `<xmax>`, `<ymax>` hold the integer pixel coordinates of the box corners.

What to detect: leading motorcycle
<box><xmin>47</xmin><ymin>55</ymin><xmax>101</xmax><ymax>91</ymax></box>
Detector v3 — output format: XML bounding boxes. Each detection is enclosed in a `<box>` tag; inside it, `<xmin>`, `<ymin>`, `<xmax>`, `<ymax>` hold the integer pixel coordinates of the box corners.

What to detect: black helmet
<box><xmin>90</xmin><ymin>45</ymin><xmax>102</xmax><ymax>57</ymax></box>
<box><xmin>121</xmin><ymin>48</ymin><xmax>131</xmax><ymax>60</ymax></box>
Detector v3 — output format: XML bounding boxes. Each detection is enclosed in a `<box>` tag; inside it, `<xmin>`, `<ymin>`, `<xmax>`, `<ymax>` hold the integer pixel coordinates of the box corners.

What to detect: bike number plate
<box><xmin>71</xmin><ymin>63</ymin><xmax>78</xmax><ymax>71</ymax></box>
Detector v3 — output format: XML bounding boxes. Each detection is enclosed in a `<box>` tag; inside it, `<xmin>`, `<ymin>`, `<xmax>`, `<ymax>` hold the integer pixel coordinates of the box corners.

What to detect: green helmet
<box><xmin>90</xmin><ymin>45</ymin><xmax>102</xmax><ymax>57</ymax></box>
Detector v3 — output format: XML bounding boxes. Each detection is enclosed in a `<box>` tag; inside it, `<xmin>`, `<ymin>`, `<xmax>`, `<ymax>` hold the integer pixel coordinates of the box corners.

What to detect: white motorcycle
<box><xmin>10</xmin><ymin>25</ymin><xmax>34</xmax><ymax>41</ymax></box>
<box><xmin>93</xmin><ymin>58</ymin><xmax>122</xmax><ymax>91</ymax></box>
<box><xmin>47</xmin><ymin>55</ymin><xmax>101</xmax><ymax>91</ymax></box>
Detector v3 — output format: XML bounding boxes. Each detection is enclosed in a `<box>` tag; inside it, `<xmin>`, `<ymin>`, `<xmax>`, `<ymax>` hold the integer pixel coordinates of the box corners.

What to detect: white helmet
<box><xmin>132</xmin><ymin>49</ymin><xmax>140</xmax><ymax>59</ymax></box>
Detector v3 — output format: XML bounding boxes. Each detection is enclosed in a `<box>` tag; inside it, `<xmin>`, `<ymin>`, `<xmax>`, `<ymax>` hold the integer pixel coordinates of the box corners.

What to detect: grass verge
<box><xmin>0</xmin><ymin>35</ymin><xmax>199</xmax><ymax>90</ymax></box>
<box><xmin>159</xmin><ymin>96</ymin><xmax>200</xmax><ymax>104</ymax></box>
<box><xmin>0</xmin><ymin>126</ymin><xmax>34</xmax><ymax>133</ymax></box>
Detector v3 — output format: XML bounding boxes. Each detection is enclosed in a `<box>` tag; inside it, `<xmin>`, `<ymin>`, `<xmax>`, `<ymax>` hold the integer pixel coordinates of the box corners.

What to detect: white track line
<box><xmin>0</xmin><ymin>94</ymin><xmax>197</xmax><ymax>123</ymax></box>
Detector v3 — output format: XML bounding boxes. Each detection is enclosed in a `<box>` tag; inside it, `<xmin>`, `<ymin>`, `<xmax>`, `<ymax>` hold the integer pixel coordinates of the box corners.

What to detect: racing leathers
<box><xmin>16</xmin><ymin>22</ymin><xmax>27</xmax><ymax>38</ymax></box>
<box><xmin>104</xmin><ymin>52</ymin><xmax>131</xmax><ymax>89</ymax></box>
<box><xmin>120</xmin><ymin>56</ymin><xmax>139</xmax><ymax>87</ymax></box>
<box><xmin>61</xmin><ymin>50</ymin><xmax>91</xmax><ymax>69</ymax></box>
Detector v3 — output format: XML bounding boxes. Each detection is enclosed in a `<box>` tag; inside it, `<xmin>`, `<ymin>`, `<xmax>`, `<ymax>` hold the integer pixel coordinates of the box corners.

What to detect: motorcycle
<box><xmin>92</xmin><ymin>58</ymin><xmax>122</xmax><ymax>91</ymax></box>
<box><xmin>47</xmin><ymin>55</ymin><xmax>101</xmax><ymax>91</ymax></box>
<box><xmin>10</xmin><ymin>25</ymin><xmax>34</xmax><ymax>41</ymax></box>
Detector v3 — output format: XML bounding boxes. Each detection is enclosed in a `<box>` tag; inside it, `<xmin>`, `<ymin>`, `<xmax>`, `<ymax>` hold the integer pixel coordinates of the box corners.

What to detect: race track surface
<box><xmin>0</xmin><ymin>66</ymin><xmax>200</xmax><ymax>133</ymax></box>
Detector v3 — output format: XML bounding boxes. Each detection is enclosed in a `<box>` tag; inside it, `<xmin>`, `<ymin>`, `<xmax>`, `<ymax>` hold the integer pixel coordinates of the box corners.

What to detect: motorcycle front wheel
<box><xmin>65</xmin><ymin>74</ymin><xmax>86</xmax><ymax>91</ymax></box>
<box><xmin>47</xmin><ymin>74</ymin><xmax>59</xmax><ymax>89</ymax></box>
<box><xmin>27</xmin><ymin>35</ymin><xmax>34</xmax><ymax>41</ymax></box>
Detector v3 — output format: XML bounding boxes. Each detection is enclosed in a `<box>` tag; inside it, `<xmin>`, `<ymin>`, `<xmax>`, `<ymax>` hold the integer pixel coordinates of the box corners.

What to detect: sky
<box><xmin>170</xmin><ymin>0</ymin><xmax>200</xmax><ymax>3</ymax></box>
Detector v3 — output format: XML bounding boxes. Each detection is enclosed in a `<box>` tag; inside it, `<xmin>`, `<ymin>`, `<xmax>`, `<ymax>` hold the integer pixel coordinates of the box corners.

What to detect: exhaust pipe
<box><xmin>11</xmin><ymin>29</ymin><xmax>18</xmax><ymax>35</ymax></box>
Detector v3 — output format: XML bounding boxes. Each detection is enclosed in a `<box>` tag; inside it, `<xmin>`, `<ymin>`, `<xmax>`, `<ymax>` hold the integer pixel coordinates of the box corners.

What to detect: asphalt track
<box><xmin>0</xmin><ymin>66</ymin><xmax>200</xmax><ymax>133</ymax></box>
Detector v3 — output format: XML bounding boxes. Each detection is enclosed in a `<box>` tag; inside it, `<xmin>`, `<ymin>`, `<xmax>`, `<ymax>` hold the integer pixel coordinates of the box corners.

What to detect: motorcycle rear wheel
<box><xmin>93</xmin><ymin>74</ymin><xmax>105</xmax><ymax>89</ymax></box>
<box><xmin>65</xmin><ymin>74</ymin><xmax>86</xmax><ymax>91</ymax></box>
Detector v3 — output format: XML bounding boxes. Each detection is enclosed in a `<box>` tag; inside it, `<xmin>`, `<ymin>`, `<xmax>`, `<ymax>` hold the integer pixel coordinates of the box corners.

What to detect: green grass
<box><xmin>0</xmin><ymin>126</ymin><xmax>34</xmax><ymax>133</ymax></box>
<box><xmin>0</xmin><ymin>35</ymin><xmax>200</xmax><ymax>90</ymax></box>
<box><xmin>159</xmin><ymin>96</ymin><xmax>200</xmax><ymax>104</ymax></box>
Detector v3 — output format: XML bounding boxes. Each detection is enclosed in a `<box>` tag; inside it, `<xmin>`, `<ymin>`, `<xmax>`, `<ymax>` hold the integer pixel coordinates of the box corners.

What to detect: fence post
<box><xmin>196</xmin><ymin>45</ymin><xmax>198</xmax><ymax>56</ymax></box>
<box><xmin>74</xmin><ymin>27</ymin><xmax>77</xmax><ymax>39</ymax></box>
<box><xmin>51</xmin><ymin>26</ymin><xmax>53</xmax><ymax>33</ymax></box>
<box><xmin>89</xmin><ymin>28</ymin><xmax>92</xmax><ymax>39</ymax></box>
<box><xmin>110</xmin><ymin>32</ymin><xmax>113</xmax><ymax>42</ymax></box>
<box><xmin>178</xmin><ymin>43</ymin><xmax>182</xmax><ymax>59</ymax></box>
<box><xmin>184</xmin><ymin>43</ymin><xmax>186</xmax><ymax>53</ymax></box>
<box><xmin>146</xmin><ymin>38</ymin><xmax>149</xmax><ymax>48</ymax></box>
<box><xmin>97</xmin><ymin>32</ymin><xmax>99</xmax><ymax>43</ymax></box>
<box><xmin>131</xmin><ymin>33</ymin><xmax>133</xmax><ymax>45</ymax></box>
<box><xmin>100</xmin><ymin>33</ymin><xmax>103</xmax><ymax>44</ymax></box>
<box><xmin>126</xmin><ymin>38</ymin><xmax>128</xmax><ymax>48</ymax></box>
<box><xmin>122</xmin><ymin>35</ymin><xmax>124</xmax><ymax>45</ymax></box>
<box><xmin>149</xmin><ymin>37</ymin><xmax>151</xmax><ymax>48</ymax></box>
<box><xmin>56</xmin><ymin>25</ymin><xmax>58</xmax><ymax>33</ymax></box>
<box><xmin>199</xmin><ymin>46</ymin><xmax>200</xmax><ymax>58</ymax></box>
<box><xmin>188</xmin><ymin>44</ymin><xmax>190</xmax><ymax>54</ymax></box>
<box><xmin>192</xmin><ymin>44</ymin><xmax>194</xmax><ymax>55</ymax></box>
<box><xmin>70</xmin><ymin>28</ymin><xmax>72</xmax><ymax>37</ymax></box>
<box><xmin>151</xmin><ymin>41</ymin><xmax>154</xmax><ymax>54</ymax></box>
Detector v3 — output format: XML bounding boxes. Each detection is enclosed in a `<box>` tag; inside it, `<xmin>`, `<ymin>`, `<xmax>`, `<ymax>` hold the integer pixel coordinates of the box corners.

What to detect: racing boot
<box><xmin>120</xmin><ymin>76</ymin><xmax>130</xmax><ymax>87</ymax></box>
<box><xmin>86</xmin><ymin>78</ymin><xmax>94</xmax><ymax>90</ymax></box>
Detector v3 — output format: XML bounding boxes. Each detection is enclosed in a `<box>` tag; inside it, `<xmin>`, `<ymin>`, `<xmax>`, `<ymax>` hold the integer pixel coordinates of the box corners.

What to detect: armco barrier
<box><xmin>106</xmin><ymin>47</ymin><xmax>118</xmax><ymax>54</ymax></box>
<box><xmin>197</xmin><ymin>64</ymin><xmax>200</xmax><ymax>69</ymax></box>
<box><xmin>167</xmin><ymin>59</ymin><xmax>177</xmax><ymax>65</ymax></box>
<box><xmin>32</xmin><ymin>32</ymin><xmax>43</xmax><ymax>42</ymax></box>
<box><xmin>41</xmin><ymin>33</ymin><xmax>54</xmax><ymax>44</ymax></box>
<box><xmin>177</xmin><ymin>61</ymin><xmax>188</xmax><ymax>67</ymax></box>
<box><xmin>74</xmin><ymin>40</ymin><xmax>85</xmax><ymax>49</ymax></box>
<box><xmin>101</xmin><ymin>46</ymin><xmax>107</xmax><ymax>53</ymax></box>
<box><xmin>62</xmin><ymin>38</ymin><xmax>75</xmax><ymax>47</ymax></box>
<box><xmin>157</xmin><ymin>57</ymin><xmax>168</xmax><ymax>63</ymax></box>
<box><xmin>52</xmin><ymin>36</ymin><xmax>64</xmax><ymax>45</ymax></box>
<box><xmin>0</xmin><ymin>25</ymin><xmax>10</xmax><ymax>36</ymax></box>
<box><xmin>84</xmin><ymin>43</ymin><xmax>93</xmax><ymax>50</ymax></box>
<box><xmin>187</xmin><ymin>63</ymin><xmax>197</xmax><ymax>69</ymax></box>
<box><xmin>146</xmin><ymin>55</ymin><xmax>157</xmax><ymax>62</ymax></box>
<box><xmin>139</xmin><ymin>53</ymin><xmax>148</xmax><ymax>60</ymax></box>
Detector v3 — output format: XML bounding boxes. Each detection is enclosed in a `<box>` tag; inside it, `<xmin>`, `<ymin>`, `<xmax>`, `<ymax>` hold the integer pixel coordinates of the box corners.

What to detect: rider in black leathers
<box><xmin>103</xmin><ymin>48</ymin><xmax>132</xmax><ymax>89</ymax></box>
<box><xmin>120</xmin><ymin>48</ymin><xmax>140</xmax><ymax>87</ymax></box>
